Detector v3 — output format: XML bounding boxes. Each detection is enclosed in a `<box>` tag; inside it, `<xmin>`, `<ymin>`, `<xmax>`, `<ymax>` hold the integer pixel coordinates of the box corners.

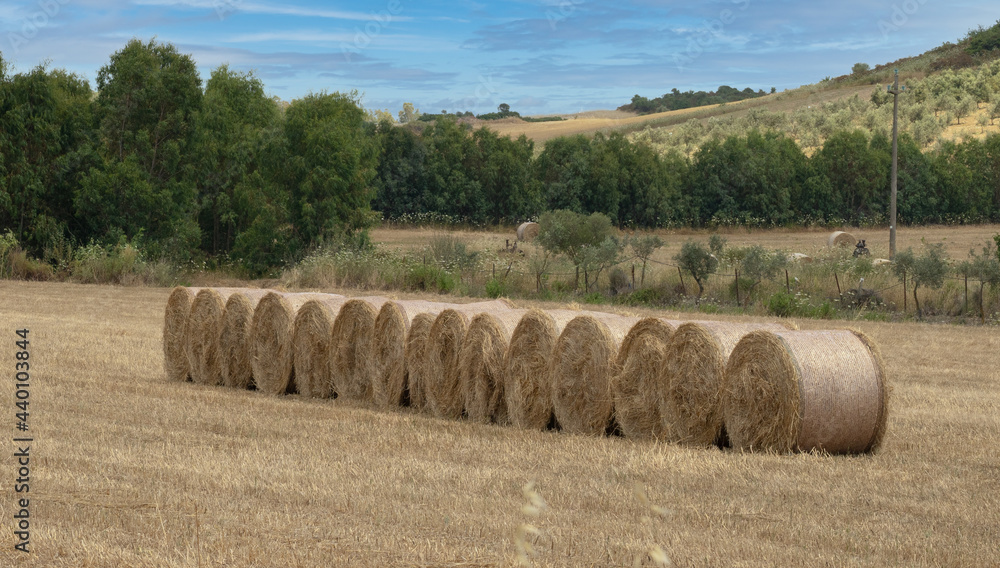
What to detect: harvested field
<box><xmin>2</xmin><ymin>280</ymin><xmax>998</xmax><ymax>566</ymax></box>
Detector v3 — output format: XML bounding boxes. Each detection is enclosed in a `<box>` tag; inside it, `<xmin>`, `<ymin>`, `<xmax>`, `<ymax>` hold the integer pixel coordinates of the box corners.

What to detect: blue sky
<box><xmin>1</xmin><ymin>0</ymin><xmax>997</xmax><ymax>116</ymax></box>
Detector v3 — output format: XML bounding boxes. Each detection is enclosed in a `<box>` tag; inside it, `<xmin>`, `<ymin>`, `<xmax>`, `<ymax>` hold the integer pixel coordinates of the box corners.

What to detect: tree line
<box><xmin>4</xmin><ymin>39</ymin><xmax>1000</xmax><ymax>277</ymax></box>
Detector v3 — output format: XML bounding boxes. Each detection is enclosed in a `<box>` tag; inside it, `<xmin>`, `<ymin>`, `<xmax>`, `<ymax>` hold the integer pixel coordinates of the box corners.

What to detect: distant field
<box><xmin>1</xmin><ymin>279</ymin><xmax>997</xmax><ymax>566</ymax></box>
<box><xmin>478</xmin><ymin>84</ymin><xmax>876</xmax><ymax>144</ymax></box>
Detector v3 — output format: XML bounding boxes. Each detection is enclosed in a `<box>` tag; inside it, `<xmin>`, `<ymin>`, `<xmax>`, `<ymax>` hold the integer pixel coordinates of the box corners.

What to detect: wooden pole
<box><xmin>903</xmin><ymin>272</ymin><xmax>907</xmax><ymax>311</ymax></box>
<box><xmin>785</xmin><ymin>269</ymin><xmax>790</xmax><ymax>294</ymax></box>
<box><xmin>631</xmin><ymin>264</ymin><xmax>635</xmax><ymax>290</ymax></box>
<box><xmin>964</xmin><ymin>274</ymin><xmax>969</xmax><ymax>314</ymax></box>
<box><xmin>677</xmin><ymin>266</ymin><xmax>686</xmax><ymax>295</ymax></box>
<box><xmin>834</xmin><ymin>273</ymin><xmax>842</xmax><ymax>297</ymax></box>
<box><xmin>735</xmin><ymin>269</ymin><xmax>740</xmax><ymax>306</ymax></box>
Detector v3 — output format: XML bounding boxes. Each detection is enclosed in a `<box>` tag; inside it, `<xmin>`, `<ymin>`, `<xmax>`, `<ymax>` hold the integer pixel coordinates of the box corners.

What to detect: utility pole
<box><xmin>887</xmin><ymin>69</ymin><xmax>905</xmax><ymax>259</ymax></box>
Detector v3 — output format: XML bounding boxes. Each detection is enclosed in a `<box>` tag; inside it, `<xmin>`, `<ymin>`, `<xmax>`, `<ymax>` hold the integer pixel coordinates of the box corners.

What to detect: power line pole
<box><xmin>887</xmin><ymin>69</ymin><xmax>905</xmax><ymax>259</ymax></box>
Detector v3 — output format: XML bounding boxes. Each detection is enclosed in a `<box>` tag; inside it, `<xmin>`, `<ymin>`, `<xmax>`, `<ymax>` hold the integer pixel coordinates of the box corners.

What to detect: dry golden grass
<box><xmin>1</xmin><ymin>280</ymin><xmax>998</xmax><ymax>566</ymax></box>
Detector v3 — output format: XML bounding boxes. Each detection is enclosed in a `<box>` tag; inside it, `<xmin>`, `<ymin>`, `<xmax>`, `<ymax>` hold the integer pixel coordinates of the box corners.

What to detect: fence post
<box><xmin>492</xmin><ymin>263</ymin><xmax>496</xmax><ymax>280</ymax></box>
<box><xmin>735</xmin><ymin>269</ymin><xmax>740</xmax><ymax>306</ymax></box>
<box><xmin>785</xmin><ymin>269</ymin><xmax>790</xmax><ymax>294</ymax></box>
<box><xmin>964</xmin><ymin>274</ymin><xmax>969</xmax><ymax>314</ymax></box>
<box><xmin>834</xmin><ymin>273</ymin><xmax>842</xmax><ymax>297</ymax></box>
<box><xmin>631</xmin><ymin>264</ymin><xmax>635</xmax><ymax>290</ymax></box>
<box><xmin>903</xmin><ymin>272</ymin><xmax>907</xmax><ymax>311</ymax></box>
<box><xmin>677</xmin><ymin>266</ymin><xmax>686</xmax><ymax>295</ymax></box>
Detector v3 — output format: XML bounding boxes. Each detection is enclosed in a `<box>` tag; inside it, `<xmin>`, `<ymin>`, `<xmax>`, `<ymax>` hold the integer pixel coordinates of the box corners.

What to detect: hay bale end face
<box><xmin>828</xmin><ymin>231</ymin><xmax>856</xmax><ymax>247</ymax></box>
<box><xmin>611</xmin><ymin>317</ymin><xmax>681</xmax><ymax>439</ymax></box>
<box><xmin>662</xmin><ymin>321</ymin><xmax>788</xmax><ymax>446</ymax></box>
<box><xmin>550</xmin><ymin>312</ymin><xmax>640</xmax><ymax>435</ymax></box>
<box><xmin>504</xmin><ymin>309</ymin><xmax>581</xmax><ymax>430</ymax></box>
<box><xmin>185</xmin><ymin>289</ymin><xmax>233</xmax><ymax>385</ymax></box>
<box><xmin>291</xmin><ymin>296</ymin><xmax>348</xmax><ymax>398</ymax></box>
<box><xmin>723</xmin><ymin>329</ymin><xmax>888</xmax><ymax>454</ymax></box>
<box><xmin>329</xmin><ymin>297</ymin><xmax>391</xmax><ymax>402</ymax></box>
<box><xmin>163</xmin><ymin>287</ymin><xmax>202</xmax><ymax>382</ymax></box>
<box><xmin>404</xmin><ymin>313</ymin><xmax>437</xmax><ymax>411</ymax></box>
<box><xmin>219</xmin><ymin>289</ymin><xmax>271</xmax><ymax>389</ymax></box>
<box><xmin>460</xmin><ymin>309</ymin><xmax>528</xmax><ymax>424</ymax></box>
<box><xmin>516</xmin><ymin>222</ymin><xmax>540</xmax><ymax>242</ymax></box>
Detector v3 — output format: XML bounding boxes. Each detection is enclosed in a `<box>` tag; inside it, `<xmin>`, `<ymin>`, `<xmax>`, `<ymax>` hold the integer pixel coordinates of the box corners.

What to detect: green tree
<box><xmin>727</xmin><ymin>244</ymin><xmax>786</xmax><ymax>306</ymax></box>
<box><xmin>283</xmin><ymin>90</ymin><xmax>379</xmax><ymax>249</ymax></box>
<box><xmin>852</xmin><ymin>62</ymin><xmax>870</xmax><ymax>75</ymax></box>
<box><xmin>629</xmin><ymin>233</ymin><xmax>664</xmax><ymax>286</ymax></box>
<box><xmin>398</xmin><ymin>102</ymin><xmax>420</xmax><ymax>123</ymax></box>
<box><xmin>809</xmin><ymin>130</ymin><xmax>889</xmax><ymax>223</ymax></box>
<box><xmin>372</xmin><ymin>122</ymin><xmax>428</xmax><ymax>218</ymax></box>
<box><xmin>895</xmin><ymin>243</ymin><xmax>949</xmax><ymax>318</ymax></box>
<box><xmin>578</xmin><ymin>236</ymin><xmax>624</xmax><ymax>292</ymax></box>
<box><xmin>675</xmin><ymin>240</ymin><xmax>718</xmax><ymax>303</ymax></box>
<box><xmin>536</xmin><ymin>209</ymin><xmax>615</xmax><ymax>289</ymax></box>
<box><xmin>191</xmin><ymin>65</ymin><xmax>280</xmax><ymax>256</ymax></box>
<box><xmin>79</xmin><ymin>38</ymin><xmax>203</xmax><ymax>257</ymax></box>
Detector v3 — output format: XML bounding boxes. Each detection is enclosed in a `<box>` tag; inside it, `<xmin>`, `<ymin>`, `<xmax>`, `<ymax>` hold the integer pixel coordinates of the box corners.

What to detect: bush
<box><xmin>405</xmin><ymin>263</ymin><xmax>457</xmax><ymax>293</ymax></box>
<box><xmin>766</xmin><ymin>291</ymin><xmax>798</xmax><ymax>317</ymax></box>
<box><xmin>484</xmin><ymin>278</ymin><xmax>509</xmax><ymax>299</ymax></box>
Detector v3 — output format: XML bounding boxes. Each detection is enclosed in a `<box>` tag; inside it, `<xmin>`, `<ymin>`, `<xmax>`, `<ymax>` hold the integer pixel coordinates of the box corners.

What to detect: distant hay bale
<box><xmin>661</xmin><ymin>321</ymin><xmax>792</xmax><ymax>447</ymax></box>
<box><xmin>516</xmin><ymin>222</ymin><xmax>540</xmax><ymax>242</ymax></box>
<box><xmin>503</xmin><ymin>309</ymin><xmax>583</xmax><ymax>430</ymax></box>
<box><xmin>404</xmin><ymin>313</ymin><xmax>437</xmax><ymax>411</ymax></box>
<box><xmin>185</xmin><ymin>288</ymin><xmax>237</xmax><ymax>385</ymax></box>
<box><xmin>164</xmin><ymin>287</ymin><xmax>205</xmax><ymax>382</ymax></box>
<box><xmin>460</xmin><ymin>308</ymin><xmax>529</xmax><ymax>424</ymax></box>
<box><xmin>610</xmin><ymin>317</ymin><xmax>682</xmax><ymax>439</ymax></box>
<box><xmin>873</xmin><ymin>258</ymin><xmax>892</xmax><ymax>267</ymax></box>
<box><xmin>219</xmin><ymin>289</ymin><xmax>271</xmax><ymax>389</ymax></box>
<box><xmin>787</xmin><ymin>252</ymin><xmax>813</xmax><ymax>263</ymax></box>
<box><xmin>329</xmin><ymin>296</ymin><xmax>392</xmax><ymax>402</ymax></box>
<box><xmin>251</xmin><ymin>292</ymin><xmax>332</xmax><ymax>395</ymax></box>
<box><xmin>291</xmin><ymin>296</ymin><xmax>349</xmax><ymax>398</ymax></box>
<box><xmin>828</xmin><ymin>231</ymin><xmax>856</xmax><ymax>247</ymax></box>
<box><xmin>723</xmin><ymin>329</ymin><xmax>889</xmax><ymax>454</ymax></box>
<box><xmin>372</xmin><ymin>299</ymin><xmax>510</xmax><ymax>410</ymax></box>
<box><xmin>550</xmin><ymin>312</ymin><xmax>641</xmax><ymax>435</ymax></box>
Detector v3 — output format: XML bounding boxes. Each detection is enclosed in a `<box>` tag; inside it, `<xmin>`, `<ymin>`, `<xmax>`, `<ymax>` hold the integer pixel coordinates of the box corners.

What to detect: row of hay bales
<box><xmin>163</xmin><ymin>287</ymin><xmax>889</xmax><ymax>455</ymax></box>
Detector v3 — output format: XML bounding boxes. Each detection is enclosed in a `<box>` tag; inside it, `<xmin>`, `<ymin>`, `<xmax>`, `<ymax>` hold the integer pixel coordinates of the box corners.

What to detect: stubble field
<box><xmin>0</xmin><ymin>278</ymin><xmax>998</xmax><ymax>567</ymax></box>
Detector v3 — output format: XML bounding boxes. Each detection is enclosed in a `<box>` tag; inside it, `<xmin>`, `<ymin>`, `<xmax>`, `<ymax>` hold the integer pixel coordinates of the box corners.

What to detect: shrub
<box><xmin>485</xmin><ymin>278</ymin><xmax>509</xmax><ymax>299</ymax></box>
<box><xmin>405</xmin><ymin>263</ymin><xmax>457</xmax><ymax>293</ymax></box>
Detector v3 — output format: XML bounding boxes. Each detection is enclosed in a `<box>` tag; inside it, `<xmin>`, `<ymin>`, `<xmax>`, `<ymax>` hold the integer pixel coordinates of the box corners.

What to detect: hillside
<box><xmin>479</xmin><ymin>21</ymin><xmax>1000</xmax><ymax>151</ymax></box>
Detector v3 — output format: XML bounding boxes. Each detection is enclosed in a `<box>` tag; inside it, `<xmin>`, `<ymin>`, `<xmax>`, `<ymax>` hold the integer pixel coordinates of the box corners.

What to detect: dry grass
<box><xmin>2</xmin><ymin>280</ymin><xmax>999</xmax><ymax>566</ymax></box>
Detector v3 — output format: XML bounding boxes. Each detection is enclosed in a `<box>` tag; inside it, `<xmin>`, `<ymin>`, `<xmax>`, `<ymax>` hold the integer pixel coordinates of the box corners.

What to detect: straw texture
<box><xmin>662</xmin><ymin>321</ymin><xmax>789</xmax><ymax>446</ymax></box>
<box><xmin>504</xmin><ymin>309</ymin><xmax>581</xmax><ymax>429</ymax></box>
<box><xmin>610</xmin><ymin>317</ymin><xmax>681</xmax><ymax>439</ymax></box>
<box><xmin>291</xmin><ymin>296</ymin><xmax>349</xmax><ymax>398</ymax></box>
<box><xmin>329</xmin><ymin>296</ymin><xmax>392</xmax><ymax>401</ymax></box>
<box><xmin>219</xmin><ymin>289</ymin><xmax>271</xmax><ymax>389</ymax></box>
<box><xmin>516</xmin><ymin>222</ymin><xmax>540</xmax><ymax>241</ymax></box>
<box><xmin>828</xmin><ymin>231</ymin><xmax>856</xmax><ymax>247</ymax></box>
<box><xmin>404</xmin><ymin>313</ymin><xmax>436</xmax><ymax>411</ymax></box>
<box><xmin>372</xmin><ymin>300</ymin><xmax>510</xmax><ymax>409</ymax></box>
<box><xmin>460</xmin><ymin>308</ymin><xmax>529</xmax><ymax>424</ymax></box>
<box><xmin>250</xmin><ymin>292</ymin><xmax>332</xmax><ymax>395</ymax></box>
<box><xmin>163</xmin><ymin>287</ymin><xmax>202</xmax><ymax>382</ymax></box>
<box><xmin>423</xmin><ymin>309</ymin><xmax>471</xmax><ymax>419</ymax></box>
<box><xmin>185</xmin><ymin>288</ymin><xmax>235</xmax><ymax>385</ymax></box>
<box><xmin>550</xmin><ymin>312</ymin><xmax>641</xmax><ymax>435</ymax></box>
<box><xmin>723</xmin><ymin>328</ymin><xmax>889</xmax><ymax>454</ymax></box>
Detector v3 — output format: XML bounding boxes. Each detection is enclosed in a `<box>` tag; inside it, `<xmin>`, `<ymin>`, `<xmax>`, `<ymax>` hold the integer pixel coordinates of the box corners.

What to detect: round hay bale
<box><xmin>219</xmin><ymin>289</ymin><xmax>271</xmax><ymax>389</ymax></box>
<box><xmin>787</xmin><ymin>252</ymin><xmax>813</xmax><ymax>263</ymax></box>
<box><xmin>610</xmin><ymin>317</ymin><xmax>682</xmax><ymax>439</ymax></box>
<box><xmin>329</xmin><ymin>296</ymin><xmax>392</xmax><ymax>401</ymax></box>
<box><xmin>404</xmin><ymin>313</ymin><xmax>437</xmax><ymax>411</ymax></box>
<box><xmin>873</xmin><ymin>258</ymin><xmax>892</xmax><ymax>267</ymax></box>
<box><xmin>661</xmin><ymin>321</ymin><xmax>791</xmax><ymax>447</ymax></box>
<box><xmin>460</xmin><ymin>309</ymin><xmax>529</xmax><ymax>424</ymax></box>
<box><xmin>516</xmin><ymin>222</ymin><xmax>540</xmax><ymax>242</ymax></box>
<box><xmin>504</xmin><ymin>309</ymin><xmax>582</xmax><ymax>430</ymax></box>
<box><xmin>250</xmin><ymin>292</ymin><xmax>332</xmax><ymax>395</ymax></box>
<box><xmin>723</xmin><ymin>329</ymin><xmax>889</xmax><ymax>454</ymax></box>
<box><xmin>291</xmin><ymin>296</ymin><xmax>349</xmax><ymax>398</ymax></box>
<box><xmin>828</xmin><ymin>231</ymin><xmax>856</xmax><ymax>247</ymax></box>
<box><xmin>423</xmin><ymin>309</ymin><xmax>472</xmax><ymax>419</ymax></box>
<box><xmin>185</xmin><ymin>288</ymin><xmax>239</xmax><ymax>385</ymax></box>
<box><xmin>549</xmin><ymin>312</ymin><xmax>641</xmax><ymax>435</ymax></box>
<box><xmin>164</xmin><ymin>287</ymin><xmax>201</xmax><ymax>382</ymax></box>
<box><xmin>372</xmin><ymin>299</ymin><xmax>511</xmax><ymax>410</ymax></box>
